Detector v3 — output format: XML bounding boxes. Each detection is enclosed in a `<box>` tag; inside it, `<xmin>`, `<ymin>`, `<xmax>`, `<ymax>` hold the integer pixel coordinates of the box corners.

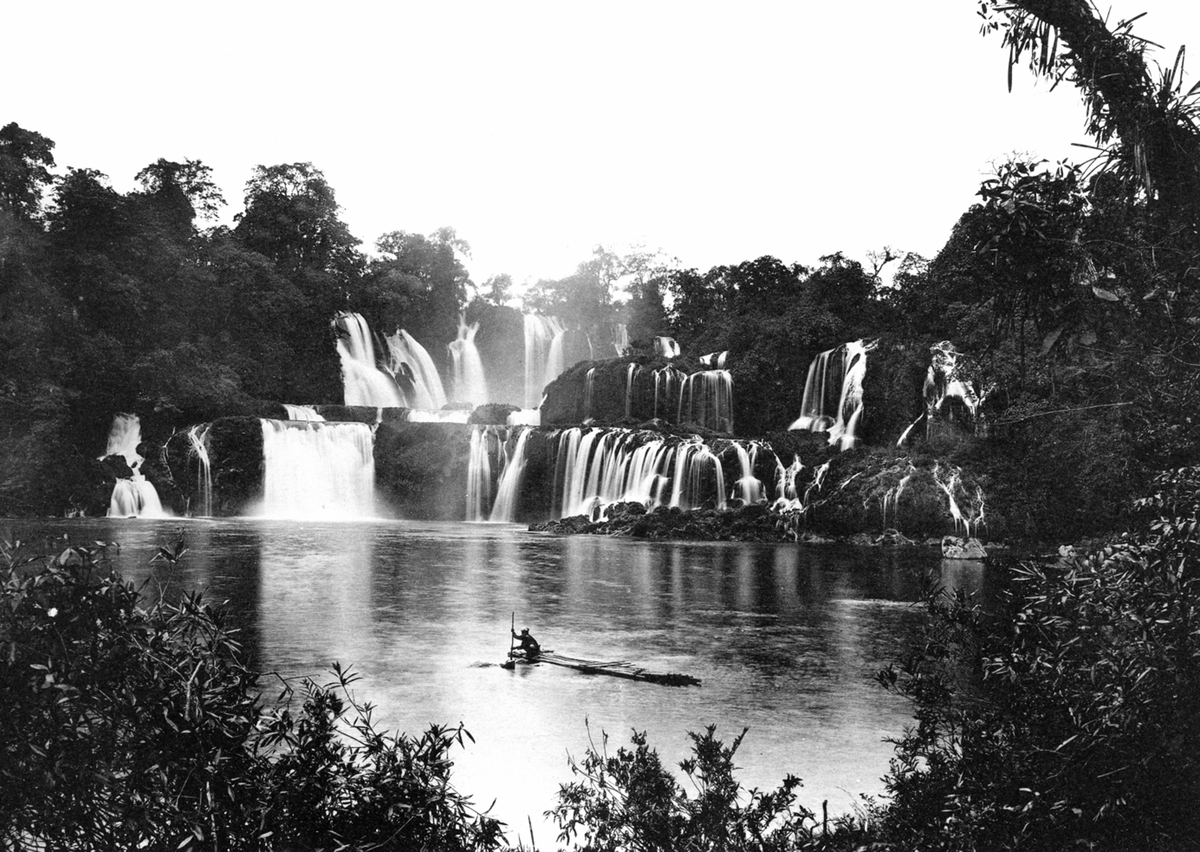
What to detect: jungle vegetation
<box><xmin>4</xmin><ymin>2</ymin><xmax>1200</xmax><ymax>848</ymax></box>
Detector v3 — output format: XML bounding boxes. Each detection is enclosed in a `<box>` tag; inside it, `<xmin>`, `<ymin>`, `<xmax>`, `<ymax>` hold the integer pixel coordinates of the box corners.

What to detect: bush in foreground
<box><xmin>0</xmin><ymin>537</ymin><xmax>505</xmax><ymax>851</ymax></box>
<box><xmin>874</xmin><ymin>466</ymin><xmax>1200</xmax><ymax>850</ymax></box>
<box><xmin>548</xmin><ymin>723</ymin><xmax>865</xmax><ymax>852</ymax></box>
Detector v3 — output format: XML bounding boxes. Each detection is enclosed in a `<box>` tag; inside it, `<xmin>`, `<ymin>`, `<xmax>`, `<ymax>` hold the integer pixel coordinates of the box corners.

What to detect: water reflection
<box><xmin>2</xmin><ymin>518</ymin><xmax>947</xmax><ymax>847</ymax></box>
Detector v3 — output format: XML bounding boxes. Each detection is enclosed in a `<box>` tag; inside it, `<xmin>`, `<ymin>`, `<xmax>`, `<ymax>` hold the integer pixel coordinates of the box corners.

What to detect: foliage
<box><xmin>234</xmin><ymin>162</ymin><xmax>362</xmax><ymax>276</ymax></box>
<box><xmin>363</xmin><ymin>227</ymin><xmax>472</xmax><ymax>345</ymax></box>
<box><xmin>525</xmin><ymin>245</ymin><xmax>665</xmax><ymax>330</ymax></box>
<box><xmin>0</xmin><ymin>537</ymin><xmax>507</xmax><ymax>851</ymax></box>
<box><xmin>875</xmin><ymin>465</ymin><xmax>1200</xmax><ymax>850</ymax></box>
<box><xmin>548</xmin><ymin>723</ymin><xmax>859</xmax><ymax>852</ymax></box>
<box><xmin>0</xmin><ymin>122</ymin><xmax>56</xmax><ymax>221</ymax></box>
<box><xmin>978</xmin><ymin>0</ymin><xmax>1200</xmax><ymax>230</ymax></box>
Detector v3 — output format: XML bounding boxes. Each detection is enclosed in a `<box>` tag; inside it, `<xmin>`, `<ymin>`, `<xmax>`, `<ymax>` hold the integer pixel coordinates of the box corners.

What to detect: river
<box><xmin>2</xmin><ymin>517</ymin><xmax>981</xmax><ymax>848</ymax></box>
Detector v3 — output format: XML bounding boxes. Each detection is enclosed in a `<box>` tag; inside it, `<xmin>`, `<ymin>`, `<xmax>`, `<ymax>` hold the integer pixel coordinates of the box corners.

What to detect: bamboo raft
<box><xmin>503</xmin><ymin>650</ymin><xmax>701</xmax><ymax>687</ymax></box>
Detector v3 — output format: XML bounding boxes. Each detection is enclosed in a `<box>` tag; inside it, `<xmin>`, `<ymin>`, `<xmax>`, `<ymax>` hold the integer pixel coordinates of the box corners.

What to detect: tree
<box><xmin>525</xmin><ymin>245</ymin><xmax>663</xmax><ymax>330</ymax></box>
<box><xmin>234</xmin><ymin>163</ymin><xmax>362</xmax><ymax>276</ymax></box>
<box><xmin>135</xmin><ymin>158</ymin><xmax>226</xmax><ymax>225</ymax></box>
<box><xmin>362</xmin><ymin>227</ymin><xmax>472</xmax><ymax>345</ymax></box>
<box><xmin>979</xmin><ymin>1</ymin><xmax>1200</xmax><ymax>236</ymax></box>
<box><xmin>479</xmin><ymin>272</ymin><xmax>514</xmax><ymax>307</ymax></box>
<box><xmin>0</xmin><ymin>122</ymin><xmax>55</xmax><ymax>221</ymax></box>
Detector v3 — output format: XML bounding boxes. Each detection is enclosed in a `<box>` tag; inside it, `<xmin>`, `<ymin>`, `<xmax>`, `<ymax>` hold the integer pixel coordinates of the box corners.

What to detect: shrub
<box><xmin>0</xmin><ymin>536</ymin><xmax>506</xmax><ymax>851</ymax></box>
<box><xmin>874</xmin><ymin>466</ymin><xmax>1200</xmax><ymax>850</ymax></box>
<box><xmin>547</xmin><ymin>723</ymin><xmax>864</xmax><ymax>851</ymax></box>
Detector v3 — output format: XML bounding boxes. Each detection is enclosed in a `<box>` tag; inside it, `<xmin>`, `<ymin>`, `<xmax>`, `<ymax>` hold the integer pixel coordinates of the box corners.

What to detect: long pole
<box><xmin>509</xmin><ymin>611</ymin><xmax>515</xmax><ymax>659</ymax></box>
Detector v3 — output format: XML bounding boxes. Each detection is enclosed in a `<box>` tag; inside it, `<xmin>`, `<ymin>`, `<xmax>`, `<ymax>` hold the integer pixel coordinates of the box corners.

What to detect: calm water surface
<box><xmin>4</xmin><ymin>517</ymin><xmax>982</xmax><ymax>847</ymax></box>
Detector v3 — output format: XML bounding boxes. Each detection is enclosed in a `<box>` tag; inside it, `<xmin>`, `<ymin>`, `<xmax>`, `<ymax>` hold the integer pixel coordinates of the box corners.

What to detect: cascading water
<box><xmin>625</xmin><ymin>363</ymin><xmax>637</xmax><ymax>419</ymax></box>
<box><xmin>654</xmin><ymin>336</ymin><xmax>680</xmax><ymax>359</ymax></box>
<box><xmin>653</xmin><ymin>367</ymin><xmax>685</xmax><ymax>420</ymax></box>
<box><xmin>259</xmin><ymin>419</ymin><xmax>376</xmax><ymax>519</ymax></box>
<box><xmin>789</xmin><ymin>340</ymin><xmax>874</xmax><ymax>451</ymax></box>
<box><xmin>384</xmin><ymin>328</ymin><xmax>448</xmax><ymax>410</ymax></box>
<box><xmin>583</xmin><ymin>368</ymin><xmax>596</xmax><ymax>420</ymax></box>
<box><xmin>524</xmin><ymin>314</ymin><xmax>566</xmax><ymax>408</ymax></box>
<box><xmin>881</xmin><ymin>463</ymin><xmax>917</xmax><ymax>528</ymax></box>
<box><xmin>678</xmin><ymin>370</ymin><xmax>734</xmax><ymax>433</ymax></box>
<box><xmin>490</xmin><ymin>427</ymin><xmax>532</xmax><ymax>522</ymax></box>
<box><xmin>465</xmin><ymin>426</ymin><xmax>496</xmax><ymax>522</ymax></box>
<box><xmin>552</xmin><ymin>428</ymin><xmax>733</xmax><ymax>519</ymax></box>
<box><xmin>700</xmin><ymin>351</ymin><xmax>729</xmax><ymax>368</ymax></box>
<box><xmin>284</xmin><ymin>404</ymin><xmax>325</xmax><ymax>421</ymax></box>
<box><xmin>448</xmin><ymin>315</ymin><xmax>488</xmax><ymax>406</ymax></box>
<box><xmin>923</xmin><ymin>341</ymin><xmax>982</xmax><ymax>438</ymax></box>
<box><xmin>335</xmin><ymin>312</ymin><xmax>404</xmax><ymax>408</ymax></box>
<box><xmin>668</xmin><ymin>440</ymin><xmax>726</xmax><ymax>511</ymax></box>
<box><xmin>405</xmin><ymin>409</ymin><xmax>472</xmax><ymax>424</ymax></box>
<box><xmin>725</xmin><ymin>443</ymin><xmax>763</xmax><ymax>504</ymax></box>
<box><xmin>612</xmin><ymin>322</ymin><xmax>629</xmax><ymax>356</ymax></box>
<box><xmin>932</xmin><ymin>462</ymin><xmax>986</xmax><ymax>538</ymax></box>
<box><xmin>186</xmin><ymin>425</ymin><xmax>213</xmax><ymax>517</ymax></box>
<box><xmin>102</xmin><ymin>413</ymin><xmax>166</xmax><ymax>518</ymax></box>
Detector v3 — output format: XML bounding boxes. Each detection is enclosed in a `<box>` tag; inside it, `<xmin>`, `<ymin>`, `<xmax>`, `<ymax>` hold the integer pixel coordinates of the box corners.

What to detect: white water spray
<box><xmin>384</xmin><ymin>328</ymin><xmax>448</xmax><ymax>410</ymax></box>
<box><xmin>102</xmin><ymin>414</ymin><xmax>166</xmax><ymax>518</ymax></box>
<box><xmin>259</xmin><ymin>419</ymin><xmax>376</xmax><ymax>519</ymax></box>
<box><xmin>335</xmin><ymin>313</ymin><xmax>404</xmax><ymax>408</ymax></box>
<box><xmin>448</xmin><ymin>315</ymin><xmax>488</xmax><ymax>407</ymax></box>
<box><xmin>790</xmin><ymin>340</ymin><xmax>874</xmax><ymax>451</ymax></box>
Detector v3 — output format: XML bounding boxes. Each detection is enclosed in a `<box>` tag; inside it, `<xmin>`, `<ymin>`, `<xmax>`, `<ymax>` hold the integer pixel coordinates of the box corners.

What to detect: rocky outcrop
<box><xmin>164</xmin><ymin>416</ymin><xmax>264</xmax><ymax>517</ymax></box>
<box><xmin>530</xmin><ymin>501</ymin><xmax>800</xmax><ymax>542</ymax></box>
<box><xmin>942</xmin><ymin>536</ymin><xmax>988</xmax><ymax>559</ymax></box>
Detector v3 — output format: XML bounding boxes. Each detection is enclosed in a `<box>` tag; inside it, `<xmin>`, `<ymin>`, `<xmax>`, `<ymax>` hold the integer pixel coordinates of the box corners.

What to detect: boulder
<box><xmin>942</xmin><ymin>536</ymin><xmax>987</xmax><ymax>560</ymax></box>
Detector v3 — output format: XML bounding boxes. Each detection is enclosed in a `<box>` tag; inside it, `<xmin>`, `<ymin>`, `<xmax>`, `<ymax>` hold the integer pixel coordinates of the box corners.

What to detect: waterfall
<box><xmin>466</xmin><ymin>426</ymin><xmax>499</xmax><ymax>521</ymax></box>
<box><xmin>552</xmin><ymin>428</ymin><xmax>732</xmax><ymax>518</ymax></box>
<box><xmin>335</xmin><ymin>312</ymin><xmax>404</xmax><ymax>408</ymax></box>
<box><xmin>383</xmin><ymin>328</ymin><xmax>448</xmax><ymax>410</ymax></box>
<box><xmin>668</xmin><ymin>440</ymin><xmax>725</xmax><ymax>511</ymax></box>
<box><xmin>448</xmin><ymin>315</ymin><xmax>488</xmax><ymax>407</ymax></box>
<box><xmin>583</xmin><ymin>367</ymin><xmax>596</xmax><ymax>421</ymax></box>
<box><xmin>625</xmin><ymin>363</ymin><xmax>638</xmax><ymax>419</ymax></box>
<box><xmin>259</xmin><ymin>419</ymin><xmax>375</xmax><ymax>519</ymax></box>
<box><xmin>108</xmin><ymin>479</ymin><xmax>166</xmax><ymax>518</ymax></box>
<box><xmin>405</xmin><ymin>409</ymin><xmax>472</xmax><ymax>424</ymax></box>
<box><xmin>772</xmin><ymin>457</ymin><xmax>805</xmax><ymax>511</ymax></box>
<box><xmin>700</xmin><ymin>351</ymin><xmax>728</xmax><ymax>368</ymax></box>
<box><xmin>103</xmin><ymin>413</ymin><xmax>142</xmax><ymax>464</ymax></box>
<box><xmin>881</xmin><ymin>463</ymin><xmax>917</xmax><ymax>528</ymax></box>
<box><xmin>102</xmin><ymin>413</ymin><xmax>166</xmax><ymax>518</ymax></box>
<box><xmin>653</xmin><ymin>367</ymin><xmax>685</xmax><ymax>420</ymax></box>
<box><xmin>725</xmin><ymin>443</ymin><xmax>763</xmax><ymax>504</ymax></box>
<box><xmin>897</xmin><ymin>414</ymin><xmax>925</xmax><ymax>447</ymax></box>
<box><xmin>186</xmin><ymin>425</ymin><xmax>213</xmax><ymax>517</ymax></box>
<box><xmin>924</xmin><ymin>341</ymin><xmax>981</xmax><ymax>437</ymax></box>
<box><xmin>678</xmin><ymin>370</ymin><xmax>734</xmax><ymax>433</ymax></box>
<box><xmin>612</xmin><ymin>322</ymin><xmax>629</xmax><ymax>356</ymax></box>
<box><xmin>284</xmin><ymin>404</ymin><xmax>324</xmax><ymax>421</ymax></box>
<box><xmin>654</xmin><ymin>336</ymin><xmax>680</xmax><ymax>358</ymax></box>
<box><xmin>524</xmin><ymin>314</ymin><xmax>566</xmax><ymax>408</ymax></box>
<box><xmin>490</xmin><ymin>427</ymin><xmax>532</xmax><ymax>522</ymax></box>
<box><xmin>789</xmin><ymin>340</ymin><xmax>873</xmax><ymax>451</ymax></box>
<box><xmin>932</xmin><ymin>462</ymin><xmax>986</xmax><ymax>538</ymax></box>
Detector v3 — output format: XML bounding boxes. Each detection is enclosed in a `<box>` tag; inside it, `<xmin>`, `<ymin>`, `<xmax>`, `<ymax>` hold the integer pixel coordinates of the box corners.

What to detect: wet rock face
<box><xmin>374</xmin><ymin>422</ymin><xmax>473</xmax><ymax>521</ymax></box>
<box><xmin>163</xmin><ymin>416</ymin><xmax>265</xmax><ymax>517</ymax></box>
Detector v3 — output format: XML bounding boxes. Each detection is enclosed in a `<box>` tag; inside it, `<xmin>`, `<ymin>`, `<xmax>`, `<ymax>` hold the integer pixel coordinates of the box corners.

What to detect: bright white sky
<box><xmin>6</xmin><ymin>2</ymin><xmax>1199</xmax><ymax>288</ymax></box>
